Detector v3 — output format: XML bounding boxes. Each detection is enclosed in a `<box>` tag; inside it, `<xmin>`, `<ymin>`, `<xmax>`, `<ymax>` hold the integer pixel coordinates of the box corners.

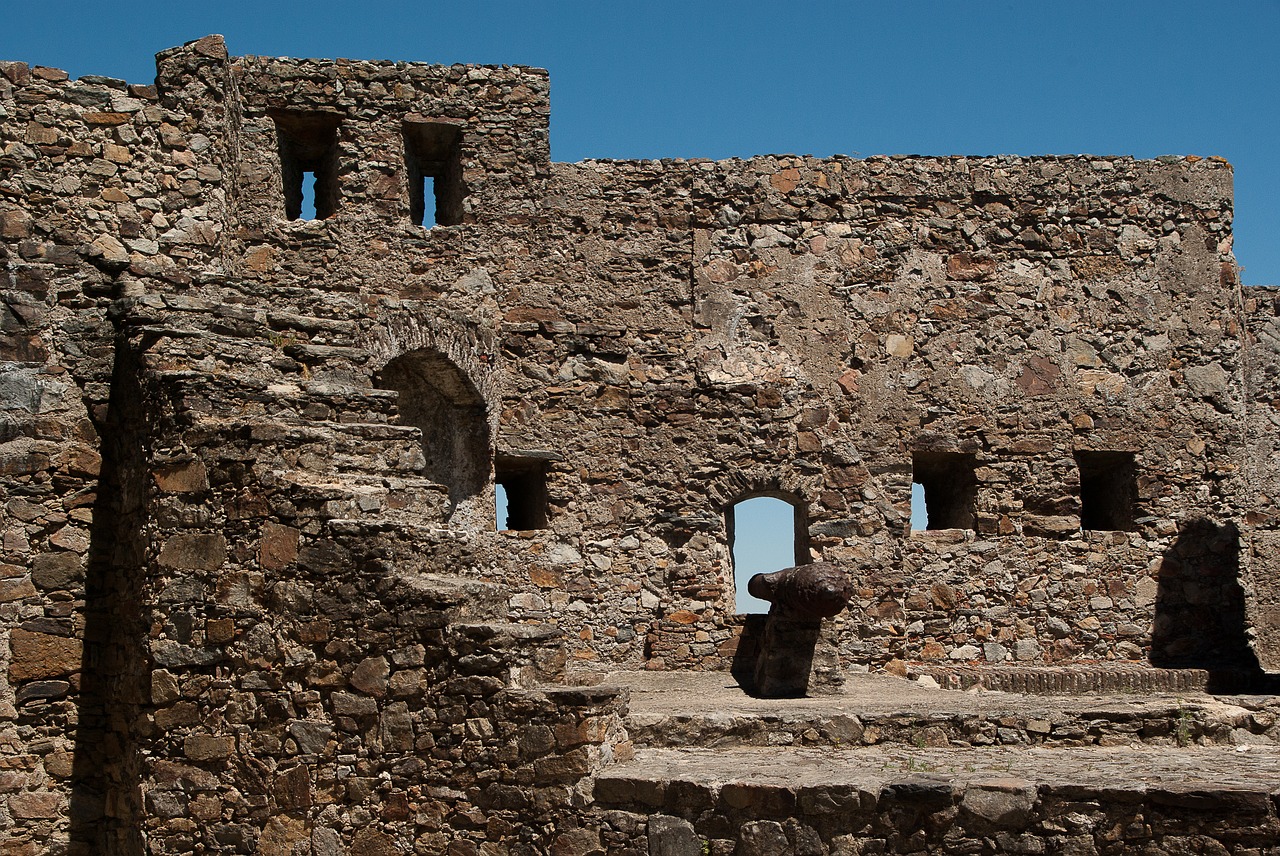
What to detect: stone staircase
<box><xmin>581</xmin><ymin>670</ymin><xmax>1280</xmax><ymax>854</ymax></box>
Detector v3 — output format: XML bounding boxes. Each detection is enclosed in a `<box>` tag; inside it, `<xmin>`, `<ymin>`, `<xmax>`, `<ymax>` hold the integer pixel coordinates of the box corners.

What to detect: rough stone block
<box><xmin>157</xmin><ymin>533</ymin><xmax>226</xmax><ymax>571</ymax></box>
<box><xmin>183</xmin><ymin>734</ymin><xmax>235</xmax><ymax>761</ymax></box>
<box><xmin>7</xmin><ymin>628</ymin><xmax>81</xmax><ymax>681</ymax></box>
<box><xmin>648</xmin><ymin>815</ymin><xmax>701</xmax><ymax>856</ymax></box>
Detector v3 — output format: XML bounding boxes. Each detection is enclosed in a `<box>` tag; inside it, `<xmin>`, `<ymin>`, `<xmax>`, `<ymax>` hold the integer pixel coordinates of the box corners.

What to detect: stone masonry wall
<box><xmin>0</xmin><ymin>33</ymin><xmax>1271</xmax><ymax>854</ymax></box>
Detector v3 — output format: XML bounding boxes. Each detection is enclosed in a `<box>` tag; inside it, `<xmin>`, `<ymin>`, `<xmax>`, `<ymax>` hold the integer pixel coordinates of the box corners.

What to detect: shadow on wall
<box><xmin>730</xmin><ymin>614</ymin><xmax>767</xmax><ymax>694</ymax></box>
<box><xmin>1151</xmin><ymin>518</ymin><xmax>1277</xmax><ymax>692</ymax></box>
<box><xmin>375</xmin><ymin>348</ymin><xmax>488</xmax><ymax>517</ymax></box>
<box><xmin>71</xmin><ymin>339</ymin><xmax>149</xmax><ymax>855</ymax></box>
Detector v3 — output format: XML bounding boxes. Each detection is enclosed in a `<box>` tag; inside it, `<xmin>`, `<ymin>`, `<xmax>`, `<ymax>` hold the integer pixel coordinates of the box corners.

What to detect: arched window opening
<box><xmin>726</xmin><ymin>494</ymin><xmax>808</xmax><ymax>614</ymax></box>
<box><xmin>374</xmin><ymin>349</ymin><xmax>488</xmax><ymax>514</ymax></box>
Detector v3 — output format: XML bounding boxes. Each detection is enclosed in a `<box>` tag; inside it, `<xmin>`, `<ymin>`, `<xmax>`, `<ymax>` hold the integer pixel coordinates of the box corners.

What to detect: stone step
<box><xmin>590</xmin><ymin>744</ymin><xmax>1280</xmax><ymax>855</ymax></box>
<box><xmin>910</xmin><ymin>662</ymin><xmax>1280</xmax><ymax>695</ymax></box>
<box><xmin>612</xmin><ymin>671</ymin><xmax>1280</xmax><ymax>750</ymax></box>
<box><xmin>451</xmin><ymin>622</ymin><xmax>568</xmax><ymax>687</ymax></box>
<box><xmin>393</xmin><ymin>573</ymin><xmax>511</xmax><ymax>623</ymax></box>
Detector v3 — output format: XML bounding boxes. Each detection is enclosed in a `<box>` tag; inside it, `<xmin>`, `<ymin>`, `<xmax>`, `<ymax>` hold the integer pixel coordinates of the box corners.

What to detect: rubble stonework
<box><xmin>1</xmin><ymin>34</ymin><xmax>1278</xmax><ymax>854</ymax></box>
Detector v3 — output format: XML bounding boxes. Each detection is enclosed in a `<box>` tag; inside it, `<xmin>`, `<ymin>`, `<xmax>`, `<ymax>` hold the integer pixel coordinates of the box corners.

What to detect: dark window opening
<box><xmin>374</xmin><ymin>349</ymin><xmax>488</xmax><ymax>516</ymax></box>
<box><xmin>1077</xmin><ymin>451</ymin><xmax>1137</xmax><ymax>531</ymax></box>
<box><xmin>912</xmin><ymin>451</ymin><xmax>977</xmax><ymax>530</ymax></box>
<box><xmin>495</xmin><ymin>454</ymin><xmax>549</xmax><ymax>530</ymax></box>
<box><xmin>273</xmin><ymin>112</ymin><xmax>340</xmax><ymax>221</ymax></box>
<box><xmin>405</xmin><ymin>120</ymin><xmax>464</xmax><ymax>227</ymax></box>
<box><xmin>726</xmin><ymin>494</ymin><xmax>809</xmax><ymax>614</ymax></box>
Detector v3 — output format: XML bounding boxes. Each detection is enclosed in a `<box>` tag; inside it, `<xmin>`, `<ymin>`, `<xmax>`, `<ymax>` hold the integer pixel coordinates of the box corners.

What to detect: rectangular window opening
<box><xmin>495</xmin><ymin>454</ymin><xmax>549</xmax><ymax>531</ymax></box>
<box><xmin>1076</xmin><ymin>451</ymin><xmax>1137</xmax><ymax>531</ymax></box>
<box><xmin>911</xmin><ymin>451</ymin><xmax>977</xmax><ymax>531</ymax></box>
<box><xmin>405</xmin><ymin>120</ymin><xmax>464</xmax><ymax>228</ymax></box>
<box><xmin>272</xmin><ymin>111</ymin><xmax>340</xmax><ymax>221</ymax></box>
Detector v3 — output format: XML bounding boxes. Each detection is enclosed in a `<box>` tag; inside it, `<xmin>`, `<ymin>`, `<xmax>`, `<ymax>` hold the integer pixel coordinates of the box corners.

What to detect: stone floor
<box><xmin>605</xmin><ymin>669</ymin><xmax>1280</xmax><ymax>750</ymax></box>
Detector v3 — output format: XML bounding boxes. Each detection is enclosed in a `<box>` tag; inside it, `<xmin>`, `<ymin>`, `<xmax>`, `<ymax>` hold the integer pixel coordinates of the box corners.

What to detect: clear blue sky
<box><xmin>3</xmin><ymin>0</ymin><xmax>1278</xmax><ymax>283</ymax></box>
<box><xmin>6</xmin><ymin>2</ymin><xmax>1276</xmax><ymax>606</ymax></box>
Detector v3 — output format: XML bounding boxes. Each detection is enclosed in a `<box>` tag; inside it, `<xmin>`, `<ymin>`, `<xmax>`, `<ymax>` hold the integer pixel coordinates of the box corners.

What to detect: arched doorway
<box><xmin>374</xmin><ymin>348</ymin><xmax>488</xmax><ymax>516</ymax></box>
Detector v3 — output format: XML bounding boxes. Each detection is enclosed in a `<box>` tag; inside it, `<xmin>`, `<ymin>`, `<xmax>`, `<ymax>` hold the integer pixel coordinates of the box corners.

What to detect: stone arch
<box><xmin>365</xmin><ymin>311</ymin><xmax>496</xmax><ymax>520</ymax></box>
<box><xmin>706</xmin><ymin>471</ymin><xmax>815</xmax><ymax>614</ymax></box>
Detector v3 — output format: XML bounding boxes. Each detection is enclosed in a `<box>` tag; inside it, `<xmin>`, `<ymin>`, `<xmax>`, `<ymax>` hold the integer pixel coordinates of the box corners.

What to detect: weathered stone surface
<box><xmin>350</xmin><ymin>655</ymin><xmax>390</xmax><ymax>696</ymax></box>
<box><xmin>157</xmin><ymin>534</ymin><xmax>226</xmax><ymax>571</ymax></box>
<box><xmin>153</xmin><ymin>460</ymin><xmax>208</xmax><ymax>493</ymax></box>
<box><xmin>183</xmin><ymin>734</ymin><xmax>235</xmax><ymax>761</ymax></box>
<box><xmin>647</xmin><ymin>815</ymin><xmax>700</xmax><ymax>856</ymax></box>
<box><xmin>8</xmin><ymin>792</ymin><xmax>62</xmax><ymax>819</ymax></box>
<box><xmin>259</xmin><ymin>522</ymin><xmax>298</xmax><ymax>570</ymax></box>
<box><xmin>30</xmin><ymin>552</ymin><xmax>82</xmax><ymax>590</ymax></box>
<box><xmin>351</xmin><ymin>829</ymin><xmax>399</xmax><ymax>856</ymax></box>
<box><xmin>288</xmin><ymin>720</ymin><xmax>334</xmax><ymax>754</ymax></box>
<box><xmin>961</xmin><ymin>779</ymin><xmax>1037</xmax><ymax>828</ymax></box>
<box><xmin>7</xmin><ymin>629</ymin><xmax>80</xmax><ymax>681</ymax></box>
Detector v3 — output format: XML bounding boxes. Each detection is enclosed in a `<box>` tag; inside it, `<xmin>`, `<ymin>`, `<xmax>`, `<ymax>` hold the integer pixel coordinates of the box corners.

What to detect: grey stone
<box><xmin>648</xmin><ymin>815</ymin><xmax>700</xmax><ymax>856</ymax></box>
<box><xmin>287</xmin><ymin>719</ymin><xmax>333</xmax><ymax>754</ymax></box>
<box><xmin>30</xmin><ymin>552</ymin><xmax>82</xmax><ymax>590</ymax></box>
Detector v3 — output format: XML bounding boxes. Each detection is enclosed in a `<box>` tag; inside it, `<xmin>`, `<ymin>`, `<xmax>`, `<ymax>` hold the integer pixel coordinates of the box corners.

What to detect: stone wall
<box><xmin>0</xmin><ymin>33</ymin><xmax>1272</xmax><ymax>854</ymax></box>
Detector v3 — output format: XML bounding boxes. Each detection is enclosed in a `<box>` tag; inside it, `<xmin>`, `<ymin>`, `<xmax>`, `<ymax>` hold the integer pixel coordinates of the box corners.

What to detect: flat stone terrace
<box><xmin>609</xmin><ymin>671</ymin><xmax>1280</xmax><ymax>749</ymax></box>
<box><xmin>589</xmin><ymin>672</ymin><xmax>1280</xmax><ymax>854</ymax></box>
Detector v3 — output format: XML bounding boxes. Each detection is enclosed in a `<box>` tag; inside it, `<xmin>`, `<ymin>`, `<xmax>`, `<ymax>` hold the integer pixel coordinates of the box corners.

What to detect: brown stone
<box><xmin>8</xmin><ymin>629</ymin><xmax>81</xmax><ymax>681</ymax></box>
<box><xmin>260</xmin><ymin>814</ymin><xmax>310</xmax><ymax>856</ymax></box>
<box><xmin>259</xmin><ymin>522</ymin><xmax>299</xmax><ymax>571</ymax></box>
<box><xmin>153</xmin><ymin>460</ymin><xmax>208</xmax><ymax>493</ymax></box>
<box><xmin>157</xmin><ymin>533</ymin><xmax>226</xmax><ymax>571</ymax></box>
<box><xmin>351</xmin><ymin>829</ymin><xmax>399</xmax><ymax>856</ymax></box>
<box><xmin>183</xmin><ymin>734</ymin><xmax>235</xmax><ymax>761</ymax></box>
<box><xmin>529</xmin><ymin>565</ymin><xmax>562</xmax><ymax>587</ymax></box>
<box><xmin>0</xmin><ymin>577</ymin><xmax>37</xmax><ymax>602</ymax></box>
<box><xmin>350</xmin><ymin>656</ymin><xmax>390</xmax><ymax>696</ymax></box>
<box><xmin>205</xmin><ymin>618</ymin><xmax>235</xmax><ymax>644</ymax></box>
<box><xmin>82</xmin><ymin>112</ymin><xmax>132</xmax><ymax>126</ymax></box>
<box><xmin>273</xmin><ymin>765</ymin><xmax>312</xmax><ymax>810</ymax></box>
<box><xmin>771</xmin><ymin>168</ymin><xmax>801</xmax><ymax>193</ymax></box>
<box><xmin>8</xmin><ymin>791</ymin><xmax>61</xmax><ymax>818</ymax></box>
<box><xmin>1015</xmin><ymin>355</ymin><xmax>1063</xmax><ymax>396</ymax></box>
<box><xmin>947</xmin><ymin>253</ymin><xmax>997</xmax><ymax>281</ymax></box>
<box><xmin>0</xmin><ymin>210</ymin><xmax>32</xmax><ymax>239</ymax></box>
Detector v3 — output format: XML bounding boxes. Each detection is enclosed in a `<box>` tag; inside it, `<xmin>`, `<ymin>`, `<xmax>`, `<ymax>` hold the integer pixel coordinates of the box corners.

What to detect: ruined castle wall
<box><xmin>483</xmin><ymin>154</ymin><xmax>1247</xmax><ymax>676</ymax></box>
<box><xmin>0</xmin><ymin>54</ymin><xmax>180</xmax><ymax>853</ymax></box>
<box><xmin>0</xmin><ymin>33</ymin><xmax>1268</xmax><ymax>854</ymax></box>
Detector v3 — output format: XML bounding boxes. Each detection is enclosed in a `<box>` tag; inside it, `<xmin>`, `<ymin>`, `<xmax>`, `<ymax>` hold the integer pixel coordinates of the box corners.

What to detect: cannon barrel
<box><xmin>747</xmin><ymin>562</ymin><xmax>853</xmax><ymax>619</ymax></box>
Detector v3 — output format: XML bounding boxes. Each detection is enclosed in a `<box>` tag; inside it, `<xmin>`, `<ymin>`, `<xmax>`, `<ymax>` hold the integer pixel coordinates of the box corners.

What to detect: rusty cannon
<box><xmin>747</xmin><ymin>561</ymin><xmax>854</xmax><ymax>620</ymax></box>
<box><xmin>740</xmin><ymin>562</ymin><xmax>855</xmax><ymax>698</ymax></box>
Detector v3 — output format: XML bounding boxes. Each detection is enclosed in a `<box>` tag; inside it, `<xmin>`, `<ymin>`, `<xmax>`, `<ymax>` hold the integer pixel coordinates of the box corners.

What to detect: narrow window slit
<box><xmin>404</xmin><ymin>120</ymin><xmax>464</xmax><ymax>228</ymax></box>
<box><xmin>1076</xmin><ymin>451</ymin><xmax>1137</xmax><ymax>531</ymax></box>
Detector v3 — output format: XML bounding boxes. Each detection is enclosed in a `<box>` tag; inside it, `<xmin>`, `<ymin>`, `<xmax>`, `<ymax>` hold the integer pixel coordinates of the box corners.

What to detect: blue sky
<box><xmin>4</xmin><ymin>0</ymin><xmax>1277</xmax><ymax>283</ymax></box>
<box><xmin>7</xmin><ymin>1</ymin><xmax>1277</xmax><ymax>605</ymax></box>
